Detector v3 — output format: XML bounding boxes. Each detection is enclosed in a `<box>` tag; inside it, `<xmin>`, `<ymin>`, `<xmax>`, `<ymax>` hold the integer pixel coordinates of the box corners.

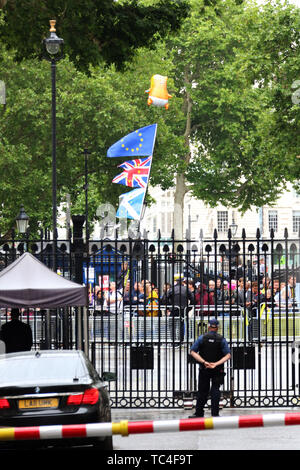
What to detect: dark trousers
<box><xmin>195</xmin><ymin>368</ymin><xmax>222</xmax><ymax>417</ymax></box>
<box><xmin>169</xmin><ymin>308</ymin><xmax>184</xmax><ymax>342</ymax></box>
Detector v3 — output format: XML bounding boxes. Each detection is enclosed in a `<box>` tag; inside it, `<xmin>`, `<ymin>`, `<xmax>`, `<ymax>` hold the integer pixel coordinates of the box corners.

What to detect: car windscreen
<box><xmin>0</xmin><ymin>354</ymin><xmax>90</xmax><ymax>386</ymax></box>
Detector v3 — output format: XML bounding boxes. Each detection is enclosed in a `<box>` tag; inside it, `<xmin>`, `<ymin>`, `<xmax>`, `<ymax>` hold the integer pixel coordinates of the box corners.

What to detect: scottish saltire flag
<box><xmin>112</xmin><ymin>156</ymin><xmax>152</xmax><ymax>188</ymax></box>
<box><xmin>107</xmin><ymin>124</ymin><xmax>157</xmax><ymax>158</ymax></box>
<box><xmin>116</xmin><ymin>187</ymin><xmax>146</xmax><ymax>220</ymax></box>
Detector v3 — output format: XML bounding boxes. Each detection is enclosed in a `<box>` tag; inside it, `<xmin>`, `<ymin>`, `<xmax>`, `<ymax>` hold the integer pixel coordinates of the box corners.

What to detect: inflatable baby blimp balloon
<box><xmin>145</xmin><ymin>74</ymin><xmax>172</xmax><ymax>109</ymax></box>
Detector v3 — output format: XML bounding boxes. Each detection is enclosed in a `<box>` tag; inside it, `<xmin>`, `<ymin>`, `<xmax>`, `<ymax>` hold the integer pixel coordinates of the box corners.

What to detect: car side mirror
<box><xmin>101</xmin><ymin>371</ymin><xmax>117</xmax><ymax>382</ymax></box>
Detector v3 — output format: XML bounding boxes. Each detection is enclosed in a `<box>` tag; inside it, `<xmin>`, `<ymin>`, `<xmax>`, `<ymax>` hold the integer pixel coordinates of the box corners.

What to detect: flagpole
<box><xmin>138</xmin><ymin>124</ymin><xmax>156</xmax><ymax>229</ymax></box>
<box><xmin>138</xmin><ymin>123</ymin><xmax>156</xmax><ymax>230</ymax></box>
<box><xmin>108</xmin><ymin>123</ymin><xmax>157</xmax><ymax>230</ymax></box>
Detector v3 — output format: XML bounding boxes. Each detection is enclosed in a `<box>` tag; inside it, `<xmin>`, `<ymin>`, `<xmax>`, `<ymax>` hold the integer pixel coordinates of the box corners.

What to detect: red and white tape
<box><xmin>1</xmin><ymin>413</ymin><xmax>300</xmax><ymax>441</ymax></box>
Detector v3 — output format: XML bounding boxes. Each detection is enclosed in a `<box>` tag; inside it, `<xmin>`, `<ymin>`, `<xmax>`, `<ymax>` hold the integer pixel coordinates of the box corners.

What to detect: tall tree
<box><xmin>0</xmin><ymin>50</ymin><xmax>137</xmax><ymax>233</ymax></box>
<box><xmin>0</xmin><ymin>45</ymin><xmax>179</xmax><ymax>234</ymax></box>
<box><xmin>1</xmin><ymin>0</ymin><xmax>299</xmax><ymax>239</ymax></box>
<box><xmin>0</xmin><ymin>0</ymin><xmax>189</xmax><ymax>71</ymax></box>
<box><xmin>137</xmin><ymin>0</ymin><xmax>300</xmax><ymax>238</ymax></box>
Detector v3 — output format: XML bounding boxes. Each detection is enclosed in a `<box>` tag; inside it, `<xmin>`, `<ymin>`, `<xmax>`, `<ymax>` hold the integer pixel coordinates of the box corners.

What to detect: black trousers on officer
<box><xmin>195</xmin><ymin>368</ymin><xmax>223</xmax><ymax>417</ymax></box>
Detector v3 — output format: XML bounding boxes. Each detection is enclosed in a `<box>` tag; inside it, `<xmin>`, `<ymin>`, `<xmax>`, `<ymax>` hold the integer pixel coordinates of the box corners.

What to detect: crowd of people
<box><xmin>92</xmin><ymin>273</ymin><xmax>298</xmax><ymax>317</ymax></box>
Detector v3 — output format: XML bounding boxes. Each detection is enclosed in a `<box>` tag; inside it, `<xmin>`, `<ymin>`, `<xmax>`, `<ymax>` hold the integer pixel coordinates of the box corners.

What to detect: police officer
<box><xmin>189</xmin><ymin>318</ymin><xmax>231</xmax><ymax>417</ymax></box>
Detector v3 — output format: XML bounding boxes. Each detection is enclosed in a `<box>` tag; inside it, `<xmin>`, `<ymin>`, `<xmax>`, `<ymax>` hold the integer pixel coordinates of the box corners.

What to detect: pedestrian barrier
<box><xmin>89</xmin><ymin>313</ymin><xmax>182</xmax><ymax>343</ymax></box>
<box><xmin>187</xmin><ymin>306</ymin><xmax>244</xmax><ymax>341</ymax></box>
<box><xmin>1</xmin><ymin>412</ymin><xmax>300</xmax><ymax>441</ymax></box>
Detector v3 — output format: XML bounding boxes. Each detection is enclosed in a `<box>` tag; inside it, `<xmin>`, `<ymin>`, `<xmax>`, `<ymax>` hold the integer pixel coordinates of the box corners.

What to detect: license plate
<box><xmin>18</xmin><ymin>398</ymin><xmax>59</xmax><ymax>410</ymax></box>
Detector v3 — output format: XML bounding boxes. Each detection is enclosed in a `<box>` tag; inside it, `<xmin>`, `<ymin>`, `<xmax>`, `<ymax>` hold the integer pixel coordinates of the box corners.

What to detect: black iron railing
<box><xmin>0</xmin><ymin>225</ymin><xmax>300</xmax><ymax>408</ymax></box>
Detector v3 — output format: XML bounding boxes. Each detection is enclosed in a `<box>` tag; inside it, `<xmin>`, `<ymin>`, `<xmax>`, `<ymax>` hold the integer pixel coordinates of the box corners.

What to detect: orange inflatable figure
<box><xmin>145</xmin><ymin>74</ymin><xmax>172</xmax><ymax>109</ymax></box>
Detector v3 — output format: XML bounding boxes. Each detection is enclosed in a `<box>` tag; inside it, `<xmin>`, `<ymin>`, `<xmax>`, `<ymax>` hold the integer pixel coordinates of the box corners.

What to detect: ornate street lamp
<box><xmin>229</xmin><ymin>214</ymin><xmax>238</xmax><ymax>237</ymax></box>
<box><xmin>16</xmin><ymin>205</ymin><xmax>29</xmax><ymax>234</ymax></box>
<box><xmin>43</xmin><ymin>20</ymin><xmax>64</xmax><ymax>271</ymax></box>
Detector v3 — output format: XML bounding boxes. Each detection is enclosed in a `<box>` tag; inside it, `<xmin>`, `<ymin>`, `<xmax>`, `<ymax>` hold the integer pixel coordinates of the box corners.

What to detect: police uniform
<box><xmin>190</xmin><ymin>319</ymin><xmax>230</xmax><ymax>417</ymax></box>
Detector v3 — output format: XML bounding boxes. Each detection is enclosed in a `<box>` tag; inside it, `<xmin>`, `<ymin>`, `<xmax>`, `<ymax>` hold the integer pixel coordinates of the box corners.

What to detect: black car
<box><xmin>0</xmin><ymin>349</ymin><xmax>114</xmax><ymax>449</ymax></box>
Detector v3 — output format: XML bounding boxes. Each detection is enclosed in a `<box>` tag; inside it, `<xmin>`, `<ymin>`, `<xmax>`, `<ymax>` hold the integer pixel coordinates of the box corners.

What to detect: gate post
<box><xmin>292</xmin><ymin>340</ymin><xmax>300</xmax><ymax>397</ymax></box>
<box><xmin>71</xmin><ymin>215</ymin><xmax>86</xmax><ymax>352</ymax></box>
<box><xmin>71</xmin><ymin>215</ymin><xmax>85</xmax><ymax>285</ymax></box>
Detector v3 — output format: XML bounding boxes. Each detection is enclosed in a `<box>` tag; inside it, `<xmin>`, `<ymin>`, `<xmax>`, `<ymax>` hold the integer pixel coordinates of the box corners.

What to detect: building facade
<box><xmin>141</xmin><ymin>184</ymin><xmax>300</xmax><ymax>241</ymax></box>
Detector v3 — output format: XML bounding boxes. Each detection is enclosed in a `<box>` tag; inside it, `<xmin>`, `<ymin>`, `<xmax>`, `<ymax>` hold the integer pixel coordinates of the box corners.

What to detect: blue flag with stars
<box><xmin>107</xmin><ymin>124</ymin><xmax>157</xmax><ymax>158</ymax></box>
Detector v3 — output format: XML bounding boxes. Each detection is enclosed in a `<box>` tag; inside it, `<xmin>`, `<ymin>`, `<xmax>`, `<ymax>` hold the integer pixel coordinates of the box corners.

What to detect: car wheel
<box><xmin>93</xmin><ymin>435</ymin><xmax>113</xmax><ymax>450</ymax></box>
<box><xmin>92</xmin><ymin>406</ymin><xmax>113</xmax><ymax>449</ymax></box>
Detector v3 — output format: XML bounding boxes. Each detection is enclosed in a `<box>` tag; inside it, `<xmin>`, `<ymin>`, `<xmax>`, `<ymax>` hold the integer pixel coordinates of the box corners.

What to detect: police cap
<box><xmin>208</xmin><ymin>318</ymin><xmax>219</xmax><ymax>328</ymax></box>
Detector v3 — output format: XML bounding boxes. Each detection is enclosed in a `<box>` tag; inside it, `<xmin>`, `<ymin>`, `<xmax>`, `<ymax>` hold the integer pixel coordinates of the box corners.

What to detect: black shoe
<box><xmin>188</xmin><ymin>413</ymin><xmax>204</xmax><ymax>418</ymax></box>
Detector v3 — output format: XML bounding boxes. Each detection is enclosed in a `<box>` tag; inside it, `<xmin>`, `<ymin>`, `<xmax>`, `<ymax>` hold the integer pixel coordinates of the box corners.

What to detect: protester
<box><xmin>95</xmin><ymin>287</ymin><xmax>104</xmax><ymax>311</ymax></box>
<box><xmin>131</xmin><ymin>282</ymin><xmax>140</xmax><ymax>305</ymax></box>
<box><xmin>216</xmin><ymin>280</ymin><xmax>233</xmax><ymax>306</ymax></box>
<box><xmin>123</xmin><ymin>280</ymin><xmax>132</xmax><ymax>306</ymax></box>
<box><xmin>160</xmin><ymin>283</ymin><xmax>171</xmax><ymax>305</ymax></box>
<box><xmin>195</xmin><ymin>283</ymin><xmax>214</xmax><ymax>313</ymax></box>
<box><xmin>245</xmin><ymin>281</ymin><xmax>259</xmax><ymax>317</ymax></box>
<box><xmin>234</xmin><ymin>278</ymin><xmax>246</xmax><ymax>306</ymax></box>
<box><xmin>103</xmin><ymin>281</ymin><xmax>123</xmax><ymax>314</ymax></box>
<box><xmin>146</xmin><ymin>287</ymin><xmax>160</xmax><ymax>317</ymax></box>
<box><xmin>208</xmin><ymin>280</ymin><xmax>215</xmax><ymax>302</ymax></box>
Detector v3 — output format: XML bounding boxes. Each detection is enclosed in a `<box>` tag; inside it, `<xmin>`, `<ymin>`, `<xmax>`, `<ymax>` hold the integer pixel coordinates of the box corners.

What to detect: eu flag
<box><xmin>107</xmin><ymin>124</ymin><xmax>157</xmax><ymax>158</ymax></box>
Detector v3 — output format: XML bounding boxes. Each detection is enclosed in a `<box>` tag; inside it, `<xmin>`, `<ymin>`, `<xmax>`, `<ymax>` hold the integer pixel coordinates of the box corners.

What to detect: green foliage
<box><xmin>161</xmin><ymin>0</ymin><xmax>300</xmax><ymax>212</ymax></box>
<box><xmin>0</xmin><ymin>52</ymin><xmax>132</xmax><ymax>233</ymax></box>
<box><xmin>0</xmin><ymin>0</ymin><xmax>189</xmax><ymax>72</ymax></box>
<box><xmin>0</xmin><ymin>44</ymin><xmax>183</xmax><ymax>234</ymax></box>
<box><xmin>0</xmin><ymin>0</ymin><xmax>300</xmax><ymax>236</ymax></box>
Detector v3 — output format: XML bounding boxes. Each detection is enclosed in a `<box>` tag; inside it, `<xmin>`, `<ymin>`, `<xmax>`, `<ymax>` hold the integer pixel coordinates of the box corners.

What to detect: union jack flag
<box><xmin>112</xmin><ymin>156</ymin><xmax>152</xmax><ymax>188</ymax></box>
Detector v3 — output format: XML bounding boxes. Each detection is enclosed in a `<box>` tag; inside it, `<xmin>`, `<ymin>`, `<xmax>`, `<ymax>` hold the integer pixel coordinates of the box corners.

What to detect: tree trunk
<box><xmin>173</xmin><ymin>72</ymin><xmax>192</xmax><ymax>240</ymax></box>
<box><xmin>174</xmin><ymin>172</ymin><xmax>187</xmax><ymax>240</ymax></box>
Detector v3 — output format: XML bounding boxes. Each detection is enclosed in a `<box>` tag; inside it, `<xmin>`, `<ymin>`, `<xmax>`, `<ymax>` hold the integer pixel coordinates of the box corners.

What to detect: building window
<box><xmin>268</xmin><ymin>210</ymin><xmax>278</xmax><ymax>232</ymax></box>
<box><xmin>293</xmin><ymin>211</ymin><xmax>300</xmax><ymax>233</ymax></box>
<box><xmin>217</xmin><ymin>211</ymin><xmax>228</xmax><ymax>233</ymax></box>
<box><xmin>153</xmin><ymin>216</ymin><xmax>157</xmax><ymax>234</ymax></box>
<box><xmin>167</xmin><ymin>212</ymin><xmax>173</xmax><ymax>233</ymax></box>
<box><xmin>161</xmin><ymin>213</ymin><xmax>166</xmax><ymax>234</ymax></box>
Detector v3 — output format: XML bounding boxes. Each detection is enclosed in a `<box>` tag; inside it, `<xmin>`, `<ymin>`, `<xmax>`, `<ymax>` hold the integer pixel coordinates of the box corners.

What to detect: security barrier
<box><xmin>89</xmin><ymin>312</ymin><xmax>181</xmax><ymax>343</ymax></box>
<box><xmin>187</xmin><ymin>306</ymin><xmax>245</xmax><ymax>341</ymax></box>
<box><xmin>1</xmin><ymin>412</ymin><xmax>300</xmax><ymax>441</ymax></box>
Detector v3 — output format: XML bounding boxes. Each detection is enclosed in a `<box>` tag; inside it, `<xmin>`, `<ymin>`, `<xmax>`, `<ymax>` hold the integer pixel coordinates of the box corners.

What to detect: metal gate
<box><xmin>85</xmin><ymin>230</ymin><xmax>300</xmax><ymax>409</ymax></box>
<box><xmin>0</xmin><ymin>228</ymin><xmax>300</xmax><ymax>409</ymax></box>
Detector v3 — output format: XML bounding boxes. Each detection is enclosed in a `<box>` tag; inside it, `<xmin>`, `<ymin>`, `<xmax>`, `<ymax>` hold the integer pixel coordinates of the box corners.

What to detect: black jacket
<box><xmin>167</xmin><ymin>282</ymin><xmax>194</xmax><ymax>310</ymax></box>
<box><xmin>0</xmin><ymin>320</ymin><xmax>33</xmax><ymax>353</ymax></box>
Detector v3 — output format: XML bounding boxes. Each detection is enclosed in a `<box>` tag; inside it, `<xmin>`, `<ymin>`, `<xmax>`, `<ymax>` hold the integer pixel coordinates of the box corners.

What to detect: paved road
<box><xmin>111</xmin><ymin>407</ymin><xmax>300</xmax><ymax>451</ymax></box>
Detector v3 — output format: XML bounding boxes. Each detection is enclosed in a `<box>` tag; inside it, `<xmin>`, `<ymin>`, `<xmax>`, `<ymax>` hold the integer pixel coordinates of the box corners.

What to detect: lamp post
<box><xmin>15</xmin><ymin>205</ymin><xmax>29</xmax><ymax>234</ymax></box>
<box><xmin>83</xmin><ymin>148</ymin><xmax>91</xmax><ymax>244</ymax></box>
<box><xmin>16</xmin><ymin>205</ymin><xmax>29</xmax><ymax>254</ymax></box>
<box><xmin>229</xmin><ymin>213</ymin><xmax>238</xmax><ymax>237</ymax></box>
<box><xmin>43</xmin><ymin>20</ymin><xmax>64</xmax><ymax>271</ymax></box>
